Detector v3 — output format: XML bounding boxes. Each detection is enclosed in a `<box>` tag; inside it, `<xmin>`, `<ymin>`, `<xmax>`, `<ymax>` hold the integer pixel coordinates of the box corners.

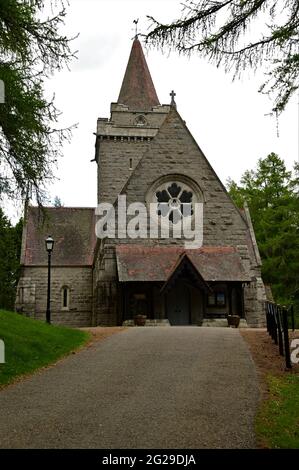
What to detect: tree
<box><xmin>145</xmin><ymin>0</ymin><xmax>299</xmax><ymax>113</ymax></box>
<box><xmin>0</xmin><ymin>0</ymin><xmax>76</xmax><ymax>204</ymax></box>
<box><xmin>0</xmin><ymin>208</ymin><xmax>23</xmax><ymax>310</ymax></box>
<box><xmin>53</xmin><ymin>196</ymin><xmax>63</xmax><ymax>207</ymax></box>
<box><xmin>228</xmin><ymin>153</ymin><xmax>299</xmax><ymax>305</ymax></box>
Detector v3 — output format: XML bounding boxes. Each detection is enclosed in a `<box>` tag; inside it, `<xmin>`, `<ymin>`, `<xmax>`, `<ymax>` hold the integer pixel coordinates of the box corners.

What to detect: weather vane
<box><xmin>133</xmin><ymin>19</ymin><xmax>139</xmax><ymax>39</ymax></box>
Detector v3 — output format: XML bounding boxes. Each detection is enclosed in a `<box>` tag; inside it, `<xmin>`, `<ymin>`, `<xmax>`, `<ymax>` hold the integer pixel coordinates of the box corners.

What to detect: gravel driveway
<box><xmin>0</xmin><ymin>327</ymin><xmax>259</xmax><ymax>449</ymax></box>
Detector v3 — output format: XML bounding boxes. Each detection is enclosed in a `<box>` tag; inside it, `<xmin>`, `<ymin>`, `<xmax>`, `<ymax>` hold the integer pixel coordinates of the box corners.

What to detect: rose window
<box><xmin>155</xmin><ymin>182</ymin><xmax>194</xmax><ymax>224</ymax></box>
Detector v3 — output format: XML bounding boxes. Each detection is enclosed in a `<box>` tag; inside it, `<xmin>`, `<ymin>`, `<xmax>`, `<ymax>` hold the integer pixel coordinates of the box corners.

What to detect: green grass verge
<box><xmin>0</xmin><ymin>309</ymin><xmax>90</xmax><ymax>386</ymax></box>
<box><xmin>256</xmin><ymin>374</ymin><xmax>299</xmax><ymax>448</ymax></box>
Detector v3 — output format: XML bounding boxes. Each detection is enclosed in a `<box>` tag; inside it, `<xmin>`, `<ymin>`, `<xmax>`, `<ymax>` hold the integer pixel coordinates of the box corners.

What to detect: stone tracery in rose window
<box><xmin>155</xmin><ymin>182</ymin><xmax>194</xmax><ymax>224</ymax></box>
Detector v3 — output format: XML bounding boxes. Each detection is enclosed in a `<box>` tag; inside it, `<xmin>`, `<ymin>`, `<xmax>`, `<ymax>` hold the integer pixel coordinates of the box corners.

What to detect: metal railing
<box><xmin>265</xmin><ymin>301</ymin><xmax>294</xmax><ymax>369</ymax></box>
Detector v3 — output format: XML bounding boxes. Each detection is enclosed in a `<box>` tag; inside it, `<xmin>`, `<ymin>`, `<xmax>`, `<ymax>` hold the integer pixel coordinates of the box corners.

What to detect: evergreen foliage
<box><xmin>0</xmin><ymin>0</ymin><xmax>76</xmax><ymax>203</ymax></box>
<box><xmin>0</xmin><ymin>208</ymin><xmax>22</xmax><ymax>309</ymax></box>
<box><xmin>228</xmin><ymin>153</ymin><xmax>299</xmax><ymax>306</ymax></box>
<box><xmin>145</xmin><ymin>0</ymin><xmax>299</xmax><ymax>113</ymax></box>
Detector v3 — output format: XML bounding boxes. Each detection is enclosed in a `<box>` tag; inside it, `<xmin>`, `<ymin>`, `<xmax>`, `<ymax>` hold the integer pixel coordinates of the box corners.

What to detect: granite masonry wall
<box><xmin>16</xmin><ymin>266</ymin><xmax>93</xmax><ymax>327</ymax></box>
<box><xmin>93</xmin><ymin>107</ymin><xmax>267</xmax><ymax>327</ymax></box>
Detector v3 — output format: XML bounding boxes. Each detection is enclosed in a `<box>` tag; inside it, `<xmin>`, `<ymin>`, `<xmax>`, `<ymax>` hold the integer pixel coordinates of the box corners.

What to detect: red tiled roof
<box><xmin>22</xmin><ymin>207</ymin><xmax>96</xmax><ymax>266</ymax></box>
<box><xmin>117</xmin><ymin>37</ymin><xmax>160</xmax><ymax>110</ymax></box>
<box><xmin>116</xmin><ymin>245</ymin><xmax>250</xmax><ymax>282</ymax></box>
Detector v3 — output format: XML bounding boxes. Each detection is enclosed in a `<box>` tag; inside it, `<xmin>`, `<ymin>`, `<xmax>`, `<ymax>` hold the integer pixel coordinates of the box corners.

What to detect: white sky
<box><xmin>6</xmin><ymin>0</ymin><xmax>299</xmax><ymax>220</ymax></box>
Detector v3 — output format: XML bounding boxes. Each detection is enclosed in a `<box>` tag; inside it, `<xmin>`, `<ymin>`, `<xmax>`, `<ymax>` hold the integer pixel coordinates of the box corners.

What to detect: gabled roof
<box><xmin>118</xmin><ymin>107</ymin><xmax>249</xmax><ymax>218</ymax></box>
<box><xmin>115</xmin><ymin>245</ymin><xmax>250</xmax><ymax>282</ymax></box>
<box><xmin>21</xmin><ymin>207</ymin><xmax>96</xmax><ymax>266</ymax></box>
<box><xmin>117</xmin><ymin>37</ymin><xmax>160</xmax><ymax>110</ymax></box>
<box><xmin>160</xmin><ymin>252</ymin><xmax>211</xmax><ymax>294</ymax></box>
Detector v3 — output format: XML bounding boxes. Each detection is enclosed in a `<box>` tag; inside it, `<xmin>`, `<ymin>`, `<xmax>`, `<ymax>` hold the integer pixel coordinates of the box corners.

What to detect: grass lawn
<box><xmin>256</xmin><ymin>374</ymin><xmax>299</xmax><ymax>448</ymax></box>
<box><xmin>0</xmin><ymin>309</ymin><xmax>90</xmax><ymax>387</ymax></box>
<box><xmin>241</xmin><ymin>329</ymin><xmax>299</xmax><ymax>449</ymax></box>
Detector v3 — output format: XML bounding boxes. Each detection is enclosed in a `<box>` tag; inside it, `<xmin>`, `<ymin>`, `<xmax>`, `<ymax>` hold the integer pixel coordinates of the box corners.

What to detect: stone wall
<box><xmin>244</xmin><ymin>277</ymin><xmax>267</xmax><ymax>327</ymax></box>
<box><xmin>93</xmin><ymin>108</ymin><xmax>267</xmax><ymax>327</ymax></box>
<box><xmin>121</xmin><ymin>109</ymin><xmax>251</xmax><ymax>250</ymax></box>
<box><xmin>92</xmin><ymin>245</ymin><xmax>118</xmax><ymax>326</ymax></box>
<box><xmin>97</xmin><ymin>139</ymin><xmax>151</xmax><ymax>204</ymax></box>
<box><xmin>16</xmin><ymin>266</ymin><xmax>93</xmax><ymax>327</ymax></box>
<box><xmin>96</xmin><ymin>103</ymin><xmax>169</xmax><ymax>205</ymax></box>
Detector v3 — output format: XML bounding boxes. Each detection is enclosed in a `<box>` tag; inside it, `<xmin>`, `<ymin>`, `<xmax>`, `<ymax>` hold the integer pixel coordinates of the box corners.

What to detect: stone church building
<box><xmin>16</xmin><ymin>38</ymin><xmax>266</xmax><ymax>327</ymax></box>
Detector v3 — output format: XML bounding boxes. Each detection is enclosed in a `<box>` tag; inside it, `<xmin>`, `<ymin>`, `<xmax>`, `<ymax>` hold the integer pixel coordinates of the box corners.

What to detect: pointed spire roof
<box><xmin>117</xmin><ymin>37</ymin><xmax>160</xmax><ymax>111</ymax></box>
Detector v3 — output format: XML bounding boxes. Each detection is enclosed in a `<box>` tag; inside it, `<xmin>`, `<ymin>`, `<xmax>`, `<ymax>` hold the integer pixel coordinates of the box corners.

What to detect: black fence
<box><xmin>265</xmin><ymin>301</ymin><xmax>295</xmax><ymax>369</ymax></box>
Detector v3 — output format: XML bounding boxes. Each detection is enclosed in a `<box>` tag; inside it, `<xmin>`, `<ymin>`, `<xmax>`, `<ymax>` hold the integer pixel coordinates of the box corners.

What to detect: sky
<box><xmin>6</xmin><ymin>0</ymin><xmax>299</xmax><ymax>220</ymax></box>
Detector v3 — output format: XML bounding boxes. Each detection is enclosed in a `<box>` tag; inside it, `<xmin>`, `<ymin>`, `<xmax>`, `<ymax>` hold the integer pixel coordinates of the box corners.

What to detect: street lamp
<box><xmin>45</xmin><ymin>236</ymin><xmax>54</xmax><ymax>324</ymax></box>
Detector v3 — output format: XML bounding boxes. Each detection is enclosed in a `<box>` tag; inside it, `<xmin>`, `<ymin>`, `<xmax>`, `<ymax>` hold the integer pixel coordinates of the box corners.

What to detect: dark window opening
<box><xmin>156</xmin><ymin>182</ymin><xmax>194</xmax><ymax>223</ymax></box>
<box><xmin>207</xmin><ymin>292</ymin><xmax>226</xmax><ymax>307</ymax></box>
<box><xmin>62</xmin><ymin>287</ymin><xmax>69</xmax><ymax>309</ymax></box>
<box><xmin>19</xmin><ymin>287</ymin><xmax>24</xmax><ymax>303</ymax></box>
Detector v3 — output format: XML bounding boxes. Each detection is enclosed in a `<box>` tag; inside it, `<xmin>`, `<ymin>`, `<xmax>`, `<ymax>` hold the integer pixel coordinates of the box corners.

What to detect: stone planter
<box><xmin>227</xmin><ymin>315</ymin><xmax>241</xmax><ymax>328</ymax></box>
<box><xmin>134</xmin><ymin>314</ymin><xmax>147</xmax><ymax>326</ymax></box>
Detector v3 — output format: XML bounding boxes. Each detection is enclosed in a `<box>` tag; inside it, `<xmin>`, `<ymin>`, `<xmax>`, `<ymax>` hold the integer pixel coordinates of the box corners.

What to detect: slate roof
<box><xmin>161</xmin><ymin>253</ymin><xmax>212</xmax><ymax>293</ymax></box>
<box><xmin>22</xmin><ymin>207</ymin><xmax>96</xmax><ymax>266</ymax></box>
<box><xmin>117</xmin><ymin>37</ymin><xmax>160</xmax><ymax>110</ymax></box>
<box><xmin>116</xmin><ymin>245</ymin><xmax>250</xmax><ymax>283</ymax></box>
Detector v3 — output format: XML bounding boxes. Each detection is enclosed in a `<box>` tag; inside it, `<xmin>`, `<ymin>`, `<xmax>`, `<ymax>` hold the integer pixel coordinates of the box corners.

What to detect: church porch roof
<box><xmin>115</xmin><ymin>245</ymin><xmax>250</xmax><ymax>283</ymax></box>
<box><xmin>160</xmin><ymin>252</ymin><xmax>212</xmax><ymax>294</ymax></box>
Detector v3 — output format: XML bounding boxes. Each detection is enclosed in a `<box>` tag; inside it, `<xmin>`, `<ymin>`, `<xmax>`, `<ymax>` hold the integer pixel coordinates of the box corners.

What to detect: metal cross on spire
<box><xmin>170</xmin><ymin>90</ymin><xmax>177</xmax><ymax>108</ymax></box>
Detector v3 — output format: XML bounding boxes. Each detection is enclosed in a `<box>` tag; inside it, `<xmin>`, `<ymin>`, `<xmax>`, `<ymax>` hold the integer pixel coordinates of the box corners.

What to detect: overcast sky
<box><xmin>6</xmin><ymin>0</ymin><xmax>299</xmax><ymax>220</ymax></box>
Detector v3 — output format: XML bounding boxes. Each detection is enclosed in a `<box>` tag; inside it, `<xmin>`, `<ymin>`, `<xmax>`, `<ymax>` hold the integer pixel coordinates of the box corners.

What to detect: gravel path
<box><xmin>0</xmin><ymin>327</ymin><xmax>259</xmax><ymax>449</ymax></box>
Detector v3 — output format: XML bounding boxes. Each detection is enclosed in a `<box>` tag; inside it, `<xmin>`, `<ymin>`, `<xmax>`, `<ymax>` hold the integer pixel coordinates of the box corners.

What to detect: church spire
<box><xmin>117</xmin><ymin>37</ymin><xmax>160</xmax><ymax>111</ymax></box>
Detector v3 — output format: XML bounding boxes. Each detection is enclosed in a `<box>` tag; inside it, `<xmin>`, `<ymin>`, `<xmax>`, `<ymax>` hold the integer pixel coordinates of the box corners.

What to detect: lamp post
<box><xmin>45</xmin><ymin>236</ymin><xmax>54</xmax><ymax>324</ymax></box>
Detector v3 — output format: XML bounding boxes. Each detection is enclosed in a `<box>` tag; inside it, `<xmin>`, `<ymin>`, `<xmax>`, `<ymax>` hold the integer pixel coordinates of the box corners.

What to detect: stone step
<box><xmin>122</xmin><ymin>319</ymin><xmax>170</xmax><ymax>327</ymax></box>
<box><xmin>202</xmin><ymin>318</ymin><xmax>248</xmax><ymax>328</ymax></box>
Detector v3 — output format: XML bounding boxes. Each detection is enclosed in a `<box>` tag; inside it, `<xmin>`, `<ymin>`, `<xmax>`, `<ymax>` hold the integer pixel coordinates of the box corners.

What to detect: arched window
<box><xmin>61</xmin><ymin>286</ymin><xmax>70</xmax><ymax>310</ymax></box>
<box><xmin>155</xmin><ymin>181</ymin><xmax>194</xmax><ymax>223</ymax></box>
<box><xmin>146</xmin><ymin>175</ymin><xmax>203</xmax><ymax>226</ymax></box>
